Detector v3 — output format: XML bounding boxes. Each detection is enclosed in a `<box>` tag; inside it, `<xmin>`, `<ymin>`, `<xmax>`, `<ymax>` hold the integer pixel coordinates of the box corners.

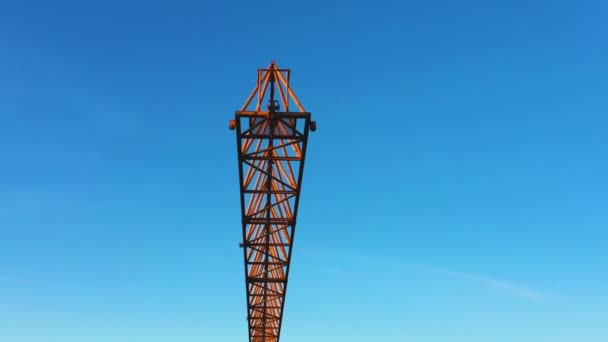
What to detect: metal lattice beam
<box><xmin>230</xmin><ymin>61</ymin><xmax>315</xmax><ymax>342</ymax></box>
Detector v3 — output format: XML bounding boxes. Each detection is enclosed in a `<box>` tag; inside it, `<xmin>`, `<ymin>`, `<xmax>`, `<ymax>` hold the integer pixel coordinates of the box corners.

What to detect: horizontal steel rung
<box><xmin>247</xmin><ymin>278</ymin><xmax>286</xmax><ymax>283</ymax></box>
<box><xmin>244</xmin><ymin>189</ymin><xmax>297</xmax><ymax>194</ymax></box>
<box><xmin>245</xmin><ymin>156</ymin><xmax>301</xmax><ymax>161</ymax></box>
<box><xmin>246</xmin><ymin>218</ymin><xmax>293</xmax><ymax>223</ymax></box>
<box><xmin>244</xmin><ymin>242</ymin><xmax>291</xmax><ymax>247</ymax></box>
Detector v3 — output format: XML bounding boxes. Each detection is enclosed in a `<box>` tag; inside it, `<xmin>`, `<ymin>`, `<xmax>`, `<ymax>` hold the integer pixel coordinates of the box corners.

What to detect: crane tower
<box><xmin>229</xmin><ymin>61</ymin><xmax>316</xmax><ymax>342</ymax></box>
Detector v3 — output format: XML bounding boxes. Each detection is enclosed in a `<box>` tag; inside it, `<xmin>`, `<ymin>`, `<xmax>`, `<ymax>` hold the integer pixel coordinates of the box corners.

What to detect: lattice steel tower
<box><xmin>229</xmin><ymin>61</ymin><xmax>316</xmax><ymax>342</ymax></box>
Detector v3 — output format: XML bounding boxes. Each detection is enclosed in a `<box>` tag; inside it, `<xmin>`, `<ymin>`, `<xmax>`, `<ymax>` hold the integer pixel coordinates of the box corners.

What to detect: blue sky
<box><xmin>1</xmin><ymin>0</ymin><xmax>607</xmax><ymax>341</ymax></box>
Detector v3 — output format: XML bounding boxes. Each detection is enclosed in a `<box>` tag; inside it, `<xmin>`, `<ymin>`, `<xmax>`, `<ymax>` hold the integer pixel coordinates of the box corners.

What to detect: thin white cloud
<box><xmin>429</xmin><ymin>268</ymin><xmax>545</xmax><ymax>302</ymax></box>
<box><xmin>0</xmin><ymin>276</ymin><xmax>27</xmax><ymax>284</ymax></box>
<box><xmin>304</xmin><ymin>248</ymin><xmax>548</xmax><ymax>302</ymax></box>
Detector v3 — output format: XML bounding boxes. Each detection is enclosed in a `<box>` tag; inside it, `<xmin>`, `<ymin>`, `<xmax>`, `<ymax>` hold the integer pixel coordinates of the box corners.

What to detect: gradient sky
<box><xmin>1</xmin><ymin>1</ymin><xmax>607</xmax><ymax>341</ymax></box>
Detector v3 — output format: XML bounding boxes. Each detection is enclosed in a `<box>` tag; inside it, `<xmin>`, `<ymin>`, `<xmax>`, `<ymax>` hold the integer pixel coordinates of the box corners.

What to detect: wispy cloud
<box><xmin>424</xmin><ymin>267</ymin><xmax>545</xmax><ymax>302</ymax></box>
<box><xmin>304</xmin><ymin>248</ymin><xmax>548</xmax><ymax>302</ymax></box>
<box><xmin>0</xmin><ymin>276</ymin><xmax>28</xmax><ymax>284</ymax></box>
<box><xmin>0</xmin><ymin>269</ymin><xmax>114</xmax><ymax>294</ymax></box>
<box><xmin>0</xmin><ymin>268</ymin><xmax>57</xmax><ymax>286</ymax></box>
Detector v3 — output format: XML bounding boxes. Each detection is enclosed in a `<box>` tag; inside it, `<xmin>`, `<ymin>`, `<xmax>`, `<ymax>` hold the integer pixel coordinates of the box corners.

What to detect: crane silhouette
<box><xmin>229</xmin><ymin>61</ymin><xmax>316</xmax><ymax>342</ymax></box>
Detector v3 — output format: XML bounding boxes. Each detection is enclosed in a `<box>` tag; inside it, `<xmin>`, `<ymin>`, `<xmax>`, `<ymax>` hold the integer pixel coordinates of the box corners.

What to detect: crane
<box><xmin>229</xmin><ymin>61</ymin><xmax>316</xmax><ymax>342</ymax></box>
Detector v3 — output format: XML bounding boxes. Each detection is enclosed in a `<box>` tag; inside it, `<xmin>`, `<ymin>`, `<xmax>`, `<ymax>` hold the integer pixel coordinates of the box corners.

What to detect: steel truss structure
<box><xmin>229</xmin><ymin>61</ymin><xmax>315</xmax><ymax>342</ymax></box>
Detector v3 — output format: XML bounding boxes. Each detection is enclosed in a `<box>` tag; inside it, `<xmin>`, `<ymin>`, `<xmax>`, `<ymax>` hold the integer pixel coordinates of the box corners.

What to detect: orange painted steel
<box><xmin>230</xmin><ymin>62</ymin><xmax>315</xmax><ymax>342</ymax></box>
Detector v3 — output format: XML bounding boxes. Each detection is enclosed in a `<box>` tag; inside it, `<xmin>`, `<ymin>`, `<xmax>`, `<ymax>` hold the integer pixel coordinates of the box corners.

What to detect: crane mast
<box><xmin>229</xmin><ymin>61</ymin><xmax>316</xmax><ymax>342</ymax></box>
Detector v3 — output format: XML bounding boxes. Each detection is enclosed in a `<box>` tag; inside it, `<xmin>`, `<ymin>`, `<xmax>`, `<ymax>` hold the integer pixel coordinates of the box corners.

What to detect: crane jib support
<box><xmin>230</xmin><ymin>61</ymin><xmax>316</xmax><ymax>342</ymax></box>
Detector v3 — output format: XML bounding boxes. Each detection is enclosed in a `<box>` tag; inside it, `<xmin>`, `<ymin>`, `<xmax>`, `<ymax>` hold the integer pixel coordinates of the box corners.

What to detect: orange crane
<box><xmin>229</xmin><ymin>61</ymin><xmax>316</xmax><ymax>342</ymax></box>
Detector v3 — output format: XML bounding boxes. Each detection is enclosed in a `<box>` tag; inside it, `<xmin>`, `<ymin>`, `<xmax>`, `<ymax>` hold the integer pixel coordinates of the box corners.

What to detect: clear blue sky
<box><xmin>1</xmin><ymin>1</ymin><xmax>607</xmax><ymax>341</ymax></box>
